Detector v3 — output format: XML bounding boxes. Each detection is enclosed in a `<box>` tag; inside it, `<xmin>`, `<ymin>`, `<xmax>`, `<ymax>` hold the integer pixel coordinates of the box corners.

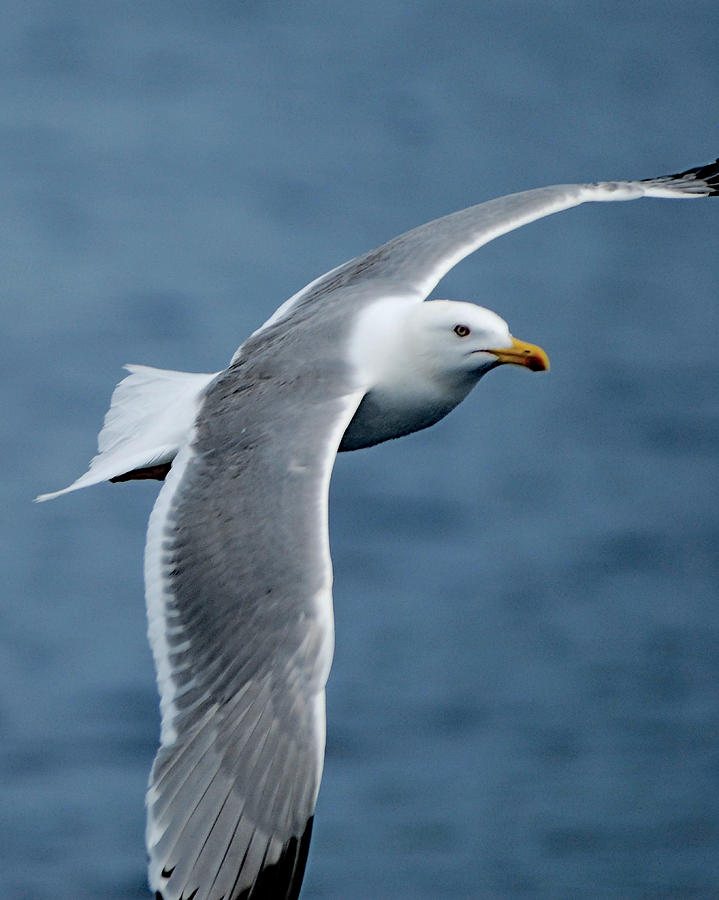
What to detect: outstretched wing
<box><xmin>253</xmin><ymin>158</ymin><xmax>719</xmax><ymax>337</ymax></box>
<box><xmin>144</xmin><ymin>324</ymin><xmax>365</xmax><ymax>900</ymax></box>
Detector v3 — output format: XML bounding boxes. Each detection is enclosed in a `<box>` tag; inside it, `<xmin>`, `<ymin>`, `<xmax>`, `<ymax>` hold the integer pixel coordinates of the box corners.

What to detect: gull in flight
<box><xmin>38</xmin><ymin>158</ymin><xmax>718</xmax><ymax>900</ymax></box>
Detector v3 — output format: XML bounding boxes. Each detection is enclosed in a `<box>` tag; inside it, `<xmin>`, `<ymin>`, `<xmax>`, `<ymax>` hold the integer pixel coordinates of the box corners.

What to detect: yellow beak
<box><xmin>487</xmin><ymin>336</ymin><xmax>550</xmax><ymax>372</ymax></box>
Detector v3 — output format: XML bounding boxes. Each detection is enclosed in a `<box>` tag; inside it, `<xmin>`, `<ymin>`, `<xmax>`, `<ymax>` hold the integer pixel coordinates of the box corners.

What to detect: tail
<box><xmin>35</xmin><ymin>365</ymin><xmax>218</xmax><ymax>502</ymax></box>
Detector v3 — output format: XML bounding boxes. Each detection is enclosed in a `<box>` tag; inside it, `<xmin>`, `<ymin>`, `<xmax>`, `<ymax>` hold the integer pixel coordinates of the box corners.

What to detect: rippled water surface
<box><xmin>3</xmin><ymin>3</ymin><xmax>719</xmax><ymax>898</ymax></box>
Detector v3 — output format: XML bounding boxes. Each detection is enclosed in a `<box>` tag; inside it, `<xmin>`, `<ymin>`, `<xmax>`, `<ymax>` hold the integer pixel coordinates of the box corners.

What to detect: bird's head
<box><xmin>410</xmin><ymin>300</ymin><xmax>549</xmax><ymax>381</ymax></box>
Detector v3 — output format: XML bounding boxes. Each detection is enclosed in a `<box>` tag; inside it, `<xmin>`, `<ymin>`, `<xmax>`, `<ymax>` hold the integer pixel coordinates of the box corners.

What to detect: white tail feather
<box><xmin>35</xmin><ymin>365</ymin><xmax>218</xmax><ymax>502</ymax></box>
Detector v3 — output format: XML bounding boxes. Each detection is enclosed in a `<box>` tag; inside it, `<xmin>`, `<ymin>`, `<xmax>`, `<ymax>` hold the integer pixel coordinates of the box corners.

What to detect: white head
<box><xmin>352</xmin><ymin>298</ymin><xmax>549</xmax><ymax>388</ymax></box>
<box><xmin>407</xmin><ymin>300</ymin><xmax>548</xmax><ymax>381</ymax></box>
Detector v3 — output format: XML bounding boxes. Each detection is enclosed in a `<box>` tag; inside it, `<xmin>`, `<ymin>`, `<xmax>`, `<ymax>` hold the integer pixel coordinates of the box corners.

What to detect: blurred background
<box><xmin>2</xmin><ymin>2</ymin><xmax>718</xmax><ymax>898</ymax></box>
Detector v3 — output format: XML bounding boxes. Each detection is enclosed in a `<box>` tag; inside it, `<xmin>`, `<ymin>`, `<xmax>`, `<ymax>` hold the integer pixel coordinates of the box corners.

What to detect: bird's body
<box><xmin>37</xmin><ymin>159</ymin><xmax>718</xmax><ymax>900</ymax></box>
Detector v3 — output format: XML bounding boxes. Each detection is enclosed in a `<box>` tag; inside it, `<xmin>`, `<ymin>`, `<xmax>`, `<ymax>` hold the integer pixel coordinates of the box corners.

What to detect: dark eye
<box><xmin>453</xmin><ymin>324</ymin><xmax>471</xmax><ymax>337</ymax></box>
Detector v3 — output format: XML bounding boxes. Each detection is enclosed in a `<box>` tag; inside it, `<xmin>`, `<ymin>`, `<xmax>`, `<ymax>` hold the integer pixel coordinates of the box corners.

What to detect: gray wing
<box><xmin>144</xmin><ymin>322</ymin><xmax>365</xmax><ymax>900</ymax></box>
<box><xmin>253</xmin><ymin>158</ymin><xmax>719</xmax><ymax>337</ymax></box>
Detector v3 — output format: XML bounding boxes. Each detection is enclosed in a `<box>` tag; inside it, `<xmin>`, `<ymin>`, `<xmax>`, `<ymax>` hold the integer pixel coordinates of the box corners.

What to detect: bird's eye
<box><xmin>453</xmin><ymin>324</ymin><xmax>471</xmax><ymax>337</ymax></box>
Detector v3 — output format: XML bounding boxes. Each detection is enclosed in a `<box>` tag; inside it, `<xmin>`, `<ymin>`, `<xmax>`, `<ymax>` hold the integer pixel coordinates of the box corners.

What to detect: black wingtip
<box><xmin>641</xmin><ymin>156</ymin><xmax>719</xmax><ymax>195</ymax></box>
<box><xmin>236</xmin><ymin>817</ymin><xmax>314</xmax><ymax>900</ymax></box>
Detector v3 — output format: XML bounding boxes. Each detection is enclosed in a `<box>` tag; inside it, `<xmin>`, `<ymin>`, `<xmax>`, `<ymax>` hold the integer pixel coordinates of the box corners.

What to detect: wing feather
<box><xmin>248</xmin><ymin>158</ymin><xmax>718</xmax><ymax>338</ymax></box>
<box><xmin>145</xmin><ymin>321</ymin><xmax>365</xmax><ymax>900</ymax></box>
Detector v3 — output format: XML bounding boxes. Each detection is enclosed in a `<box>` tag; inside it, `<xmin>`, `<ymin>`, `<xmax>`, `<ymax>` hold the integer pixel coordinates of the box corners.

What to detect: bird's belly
<box><xmin>338</xmin><ymin>388</ymin><xmax>464</xmax><ymax>451</ymax></box>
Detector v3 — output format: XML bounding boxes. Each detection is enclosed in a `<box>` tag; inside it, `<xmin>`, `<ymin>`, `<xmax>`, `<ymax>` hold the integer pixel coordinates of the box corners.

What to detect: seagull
<box><xmin>37</xmin><ymin>159</ymin><xmax>718</xmax><ymax>900</ymax></box>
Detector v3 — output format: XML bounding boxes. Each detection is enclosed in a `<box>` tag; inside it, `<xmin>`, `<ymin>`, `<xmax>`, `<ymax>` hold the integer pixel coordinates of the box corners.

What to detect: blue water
<box><xmin>3</xmin><ymin>2</ymin><xmax>719</xmax><ymax>897</ymax></box>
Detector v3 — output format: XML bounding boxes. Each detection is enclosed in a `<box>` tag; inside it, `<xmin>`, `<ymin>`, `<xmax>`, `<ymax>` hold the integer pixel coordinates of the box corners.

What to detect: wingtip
<box><xmin>641</xmin><ymin>156</ymin><xmax>719</xmax><ymax>196</ymax></box>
